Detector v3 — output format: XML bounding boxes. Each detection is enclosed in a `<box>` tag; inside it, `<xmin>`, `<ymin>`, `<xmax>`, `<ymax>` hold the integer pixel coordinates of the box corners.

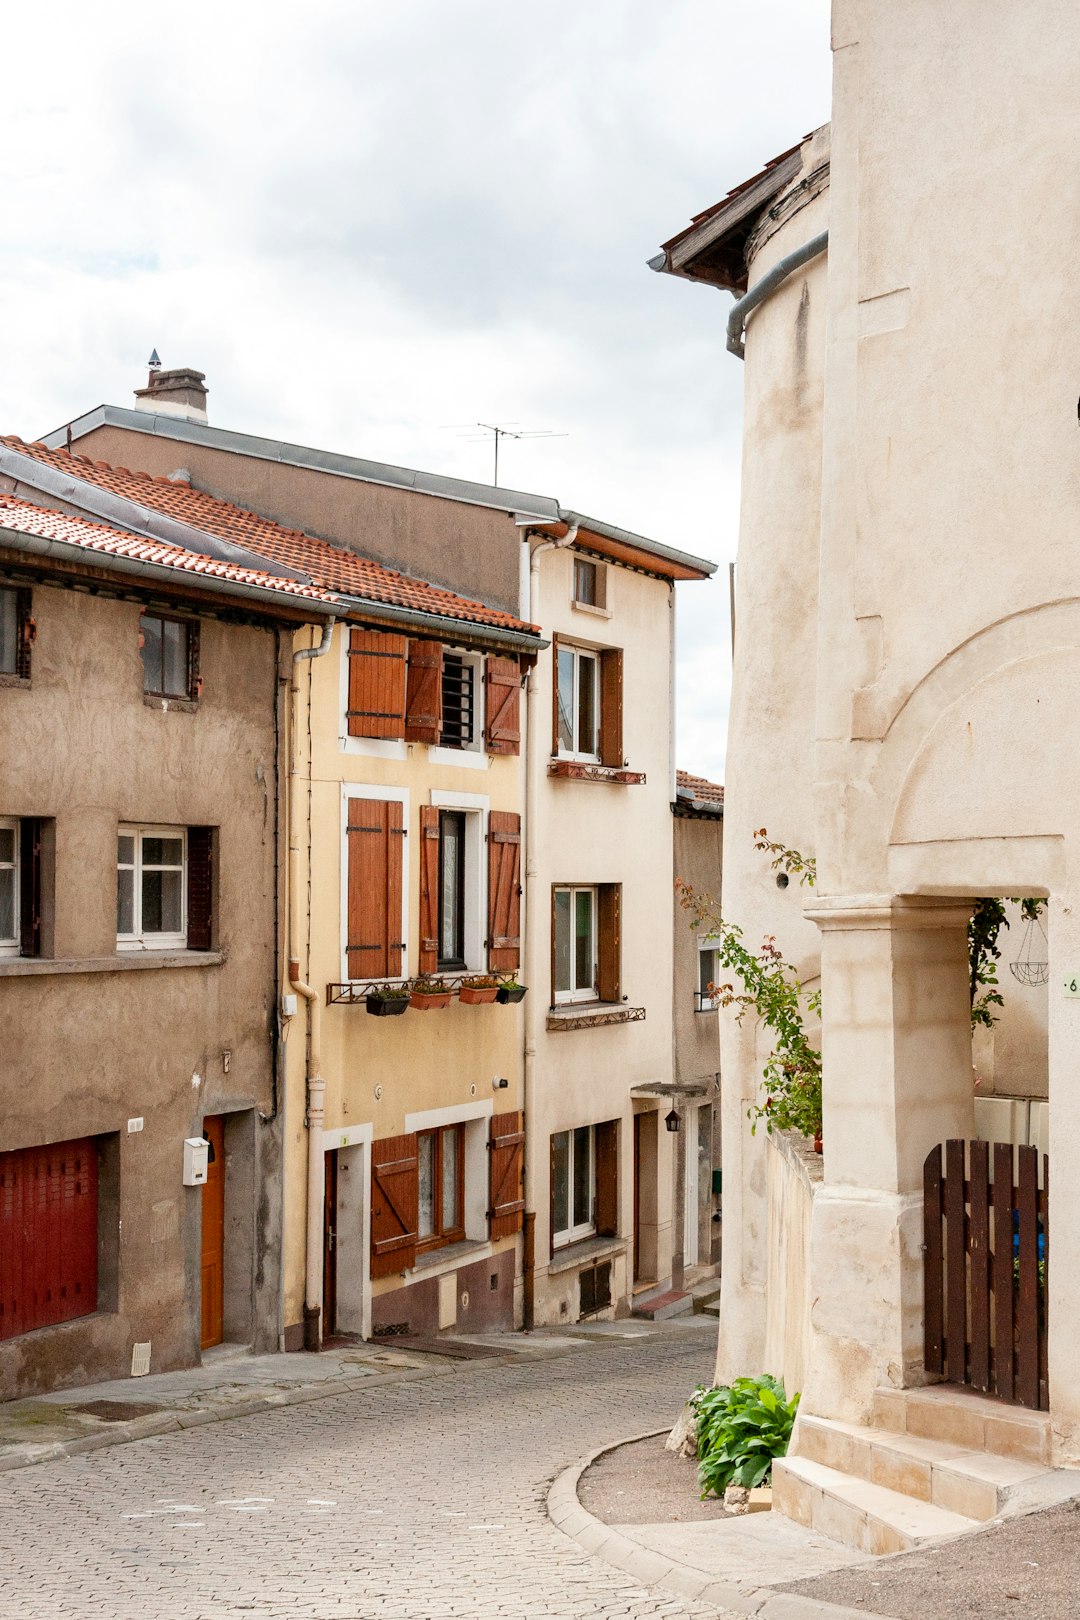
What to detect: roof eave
<box><xmin>527</xmin><ymin>515</ymin><xmax>715</xmax><ymax>582</ymax></box>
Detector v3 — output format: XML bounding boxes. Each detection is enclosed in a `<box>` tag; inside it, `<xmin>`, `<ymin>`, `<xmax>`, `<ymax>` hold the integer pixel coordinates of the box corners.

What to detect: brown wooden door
<box><xmin>633</xmin><ymin>1114</ymin><xmax>643</xmax><ymax>1283</ymax></box>
<box><xmin>200</xmin><ymin>1116</ymin><xmax>225</xmax><ymax>1349</ymax></box>
<box><xmin>323</xmin><ymin>1150</ymin><xmax>338</xmax><ymax>1338</ymax></box>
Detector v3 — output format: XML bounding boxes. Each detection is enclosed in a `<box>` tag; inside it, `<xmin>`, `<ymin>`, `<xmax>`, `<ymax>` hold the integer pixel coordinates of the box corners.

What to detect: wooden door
<box><xmin>200</xmin><ymin>1115</ymin><xmax>225</xmax><ymax>1349</ymax></box>
<box><xmin>633</xmin><ymin>1114</ymin><xmax>643</xmax><ymax>1283</ymax></box>
<box><xmin>323</xmin><ymin>1150</ymin><xmax>338</xmax><ymax>1338</ymax></box>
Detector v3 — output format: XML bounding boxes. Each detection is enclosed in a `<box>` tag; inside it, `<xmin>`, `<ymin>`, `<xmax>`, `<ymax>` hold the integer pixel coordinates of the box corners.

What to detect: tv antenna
<box><xmin>448</xmin><ymin>421</ymin><xmax>568</xmax><ymax>485</ymax></box>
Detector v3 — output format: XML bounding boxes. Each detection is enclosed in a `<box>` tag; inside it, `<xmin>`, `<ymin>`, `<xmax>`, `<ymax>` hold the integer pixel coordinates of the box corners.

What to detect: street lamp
<box><xmin>665</xmin><ymin>1107</ymin><xmax>680</xmax><ymax>1133</ymax></box>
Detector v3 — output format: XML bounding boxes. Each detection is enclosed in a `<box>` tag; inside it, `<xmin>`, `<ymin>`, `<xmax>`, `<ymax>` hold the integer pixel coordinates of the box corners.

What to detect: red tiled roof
<box><xmin>676</xmin><ymin>769</ymin><xmax>724</xmax><ymax>806</ymax></box>
<box><xmin>0</xmin><ymin>494</ymin><xmax>336</xmax><ymax>604</ymax></box>
<box><xmin>1</xmin><ymin>437</ymin><xmax>540</xmax><ymax>638</ymax></box>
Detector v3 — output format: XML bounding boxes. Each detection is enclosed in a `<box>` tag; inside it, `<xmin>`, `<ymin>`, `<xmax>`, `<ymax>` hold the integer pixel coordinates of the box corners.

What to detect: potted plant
<box><xmin>365</xmin><ymin>986</ymin><xmax>410</xmax><ymax>1018</ymax></box>
<box><xmin>496</xmin><ymin>979</ymin><xmax>528</xmax><ymax>1004</ymax></box>
<box><xmin>459</xmin><ymin>975</ymin><xmax>499</xmax><ymax>1006</ymax></box>
<box><xmin>409</xmin><ymin>977</ymin><xmax>452</xmax><ymax>1012</ymax></box>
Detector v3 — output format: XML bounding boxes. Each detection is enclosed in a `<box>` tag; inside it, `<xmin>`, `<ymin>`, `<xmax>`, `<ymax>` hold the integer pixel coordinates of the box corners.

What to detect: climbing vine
<box><xmin>968</xmin><ymin>897</ymin><xmax>1046</xmax><ymax>1030</ymax></box>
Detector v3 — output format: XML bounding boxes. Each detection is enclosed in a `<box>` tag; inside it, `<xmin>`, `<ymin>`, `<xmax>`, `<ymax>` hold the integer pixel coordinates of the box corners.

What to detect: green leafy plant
<box><xmin>692</xmin><ymin>1375</ymin><xmax>799</xmax><ymax>1497</ymax></box>
<box><xmin>677</xmin><ymin>830</ymin><xmax>821</xmax><ymax>1138</ymax></box>
<box><xmin>969</xmin><ymin>898</ymin><xmax>1045</xmax><ymax>1031</ymax></box>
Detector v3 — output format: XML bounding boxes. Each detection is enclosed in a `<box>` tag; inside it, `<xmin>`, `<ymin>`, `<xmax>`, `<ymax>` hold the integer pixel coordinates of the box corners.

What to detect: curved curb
<box><xmin>545</xmin><ymin>1429</ymin><xmax>901</xmax><ymax>1620</ymax></box>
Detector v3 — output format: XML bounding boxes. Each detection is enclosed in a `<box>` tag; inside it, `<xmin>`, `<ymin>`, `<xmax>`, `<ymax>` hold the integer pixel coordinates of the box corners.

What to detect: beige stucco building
<box><xmin>653</xmin><ymin>0</ymin><xmax>1080</xmax><ymax>1548</ymax></box>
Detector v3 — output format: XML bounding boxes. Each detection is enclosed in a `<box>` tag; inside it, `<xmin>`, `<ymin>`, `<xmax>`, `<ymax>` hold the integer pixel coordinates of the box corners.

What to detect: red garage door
<box><xmin>0</xmin><ymin>1138</ymin><xmax>98</xmax><ymax>1340</ymax></box>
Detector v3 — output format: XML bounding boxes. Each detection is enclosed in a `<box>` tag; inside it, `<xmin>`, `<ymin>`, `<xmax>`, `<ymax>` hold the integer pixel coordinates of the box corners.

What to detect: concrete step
<box><xmin>872</xmin><ymin>1384</ymin><xmax>1051</xmax><ymax>1466</ymax></box>
<box><xmin>773</xmin><ymin>1452</ymin><xmax>980</xmax><ymax>1556</ymax></box>
<box><xmin>796</xmin><ymin>1412</ymin><xmax>1048</xmax><ymax>1522</ymax></box>
<box><xmin>630</xmin><ymin>1288</ymin><xmax>691</xmax><ymax>1321</ymax></box>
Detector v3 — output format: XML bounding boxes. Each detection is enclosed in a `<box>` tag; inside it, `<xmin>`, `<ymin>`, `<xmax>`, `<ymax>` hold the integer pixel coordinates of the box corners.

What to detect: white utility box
<box><xmin>183</xmin><ymin>1136</ymin><xmax>210</xmax><ymax>1186</ymax></box>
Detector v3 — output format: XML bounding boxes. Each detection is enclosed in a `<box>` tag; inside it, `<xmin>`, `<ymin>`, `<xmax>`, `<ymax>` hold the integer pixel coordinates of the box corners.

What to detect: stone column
<box><xmin>1046</xmin><ymin>896</ymin><xmax>1080</xmax><ymax>1461</ymax></box>
<box><xmin>801</xmin><ymin>897</ymin><xmax>974</xmax><ymax>1423</ymax></box>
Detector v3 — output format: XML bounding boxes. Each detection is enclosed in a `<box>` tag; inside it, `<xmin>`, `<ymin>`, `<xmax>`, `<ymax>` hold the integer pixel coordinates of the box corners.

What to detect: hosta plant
<box><xmin>692</xmin><ymin>1375</ymin><xmax>799</xmax><ymax>1498</ymax></box>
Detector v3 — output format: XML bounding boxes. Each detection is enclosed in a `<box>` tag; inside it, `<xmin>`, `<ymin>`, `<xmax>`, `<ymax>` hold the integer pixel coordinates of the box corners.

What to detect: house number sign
<box><xmin>1063</xmin><ymin>976</ymin><xmax>1080</xmax><ymax>998</ymax></box>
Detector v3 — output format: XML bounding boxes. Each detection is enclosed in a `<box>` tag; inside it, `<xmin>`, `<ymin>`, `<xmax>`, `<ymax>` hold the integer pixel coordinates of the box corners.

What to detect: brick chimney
<box><xmin>134</xmin><ymin>357</ymin><xmax>208</xmax><ymax>425</ymax></box>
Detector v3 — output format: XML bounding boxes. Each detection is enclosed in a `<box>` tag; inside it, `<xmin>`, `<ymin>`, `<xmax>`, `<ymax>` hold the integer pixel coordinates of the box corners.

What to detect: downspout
<box><xmin>287</xmin><ymin>616</ymin><xmax>336</xmax><ymax>1351</ymax></box>
<box><xmin>726</xmin><ymin>230</ymin><xmax>828</xmax><ymax>358</ymax></box>
<box><xmin>522</xmin><ymin>521</ymin><xmax>578</xmax><ymax>1328</ymax></box>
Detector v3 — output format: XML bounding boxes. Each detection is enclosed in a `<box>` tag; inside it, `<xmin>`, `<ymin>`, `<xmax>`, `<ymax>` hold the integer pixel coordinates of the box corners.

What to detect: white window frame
<box><xmin>430</xmin><ymin>790</ymin><xmax>488</xmax><ymax>975</ymax></box>
<box><xmin>553</xmin><ymin>884</ymin><xmax>597</xmax><ymax>1004</ymax></box>
<box><xmin>697</xmin><ymin>939</ymin><xmax>720</xmax><ymax>1011</ymax></box>
<box><xmin>117</xmin><ymin>825</ymin><xmax>187</xmax><ymax>951</ymax></box>
<box><xmin>552</xmin><ymin>1124</ymin><xmax>596</xmax><ymax>1248</ymax></box>
<box><xmin>555</xmin><ymin>643</ymin><xmax>601</xmax><ymax>762</ymax></box>
<box><xmin>405</xmin><ymin>1100</ymin><xmax>493</xmax><ymax>1246</ymax></box>
<box><xmin>0</xmin><ymin>816</ymin><xmax>19</xmax><ymax>957</ymax></box>
<box><xmin>429</xmin><ymin>649</ymin><xmax>484</xmax><ymax>764</ymax></box>
<box><xmin>339</xmin><ymin>783</ymin><xmax>411</xmax><ymax>984</ymax></box>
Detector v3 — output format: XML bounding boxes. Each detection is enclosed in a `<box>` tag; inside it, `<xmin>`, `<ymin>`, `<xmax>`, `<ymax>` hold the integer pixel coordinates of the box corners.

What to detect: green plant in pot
<box><xmin>692</xmin><ymin>1374</ymin><xmax>799</xmax><ymax>1498</ymax></box>
<box><xmin>409</xmin><ymin>976</ymin><xmax>452</xmax><ymax>1011</ymax></box>
<box><xmin>459</xmin><ymin>975</ymin><xmax>499</xmax><ymax>1005</ymax></box>
<box><xmin>495</xmin><ymin>979</ymin><xmax>527</xmax><ymax>1004</ymax></box>
<box><xmin>365</xmin><ymin>986</ymin><xmax>409</xmax><ymax>1018</ymax></box>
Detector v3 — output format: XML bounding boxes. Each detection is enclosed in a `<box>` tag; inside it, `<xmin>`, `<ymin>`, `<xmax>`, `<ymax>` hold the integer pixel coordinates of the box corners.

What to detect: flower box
<box><xmin>496</xmin><ymin>983</ymin><xmax>527</xmax><ymax>1005</ymax></box>
<box><xmin>409</xmin><ymin>989</ymin><xmax>451</xmax><ymax>1011</ymax></box>
<box><xmin>459</xmin><ymin>986</ymin><xmax>499</xmax><ymax>1005</ymax></box>
<box><xmin>366</xmin><ymin>994</ymin><xmax>409</xmax><ymax>1018</ymax></box>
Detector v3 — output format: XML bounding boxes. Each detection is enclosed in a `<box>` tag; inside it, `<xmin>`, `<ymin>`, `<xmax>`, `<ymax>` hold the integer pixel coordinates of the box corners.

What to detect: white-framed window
<box><xmin>572</xmin><ymin>557</ymin><xmax>608</xmax><ymax>613</ymax></box>
<box><xmin>554</xmin><ymin>885</ymin><xmax>596</xmax><ymax>1003</ymax></box>
<box><xmin>0</xmin><ymin>817</ymin><xmax>19</xmax><ymax>956</ymax></box>
<box><xmin>552</xmin><ymin>1125</ymin><xmax>595</xmax><ymax>1246</ymax></box>
<box><xmin>556</xmin><ymin>643</ymin><xmax>600</xmax><ymax>760</ymax></box>
<box><xmin>696</xmin><ymin>942</ymin><xmax>720</xmax><ymax>1012</ymax></box>
<box><xmin>117</xmin><ymin>827</ymin><xmax>187</xmax><ymax>950</ymax></box>
<box><xmin>430</xmin><ymin>790</ymin><xmax>487</xmax><ymax>973</ymax></box>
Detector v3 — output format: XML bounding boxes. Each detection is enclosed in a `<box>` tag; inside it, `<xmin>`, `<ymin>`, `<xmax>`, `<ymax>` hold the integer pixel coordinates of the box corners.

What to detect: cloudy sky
<box><xmin>2</xmin><ymin>1</ymin><xmax>832</xmax><ymax>778</ymax></box>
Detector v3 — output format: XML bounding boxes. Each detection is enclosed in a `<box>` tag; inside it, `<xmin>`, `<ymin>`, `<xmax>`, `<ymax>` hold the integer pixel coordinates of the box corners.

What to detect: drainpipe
<box><xmin>522</xmin><ymin>521</ymin><xmax>578</xmax><ymax>1328</ymax></box>
<box><xmin>288</xmin><ymin>617</ymin><xmax>336</xmax><ymax>1351</ymax></box>
<box><xmin>726</xmin><ymin>230</ymin><xmax>828</xmax><ymax>358</ymax></box>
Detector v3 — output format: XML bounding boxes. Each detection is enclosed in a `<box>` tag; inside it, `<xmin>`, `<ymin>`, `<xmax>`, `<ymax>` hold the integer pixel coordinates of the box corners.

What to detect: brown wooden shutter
<box><xmin>347</xmin><ymin>798</ymin><xmax>404</xmax><ymax>978</ymax></box>
<box><xmin>370</xmin><ymin>1133</ymin><xmax>418</xmax><ymax>1278</ymax></box>
<box><xmin>485</xmin><ymin>656</ymin><xmax>521</xmax><ymax>755</ymax></box>
<box><xmin>487</xmin><ymin>811</ymin><xmax>521</xmax><ymax>972</ymax></box>
<box><xmin>15</xmin><ymin>588</ymin><xmax>32</xmax><ymax>681</ymax></box>
<box><xmin>186</xmin><ymin>826</ymin><xmax>214</xmax><ymax>950</ymax></box>
<box><xmin>597</xmin><ymin>883</ymin><xmax>621</xmax><ymax>1003</ymax></box>
<box><xmin>418</xmin><ymin>805</ymin><xmax>440</xmax><ymax>975</ymax></box>
<box><xmin>594</xmin><ymin>1120</ymin><xmax>619</xmax><ymax>1238</ymax></box>
<box><xmin>347</xmin><ymin>629</ymin><xmax>408</xmax><ymax>739</ymax></box>
<box><xmin>488</xmin><ymin>1111</ymin><xmax>525</xmax><ymax>1240</ymax></box>
<box><xmin>405</xmin><ymin>641</ymin><xmax>443</xmax><ymax>744</ymax></box>
<box><xmin>18</xmin><ymin>818</ymin><xmax>40</xmax><ymax>958</ymax></box>
<box><xmin>599</xmin><ymin>647</ymin><xmax>623</xmax><ymax>767</ymax></box>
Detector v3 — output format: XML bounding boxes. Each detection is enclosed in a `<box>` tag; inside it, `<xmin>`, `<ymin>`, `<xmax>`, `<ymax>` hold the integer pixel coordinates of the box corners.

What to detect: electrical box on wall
<box><xmin>183</xmin><ymin>1137</ymin><xmax>209</xmax><ymax>1186</ymax></box>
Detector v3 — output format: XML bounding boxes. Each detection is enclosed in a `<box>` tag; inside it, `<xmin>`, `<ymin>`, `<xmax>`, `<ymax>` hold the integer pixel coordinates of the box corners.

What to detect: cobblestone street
<box><xmin>0</xmin><ymin>1322</ymin><xmax>729</xmax><ymax>1619</ymax></box>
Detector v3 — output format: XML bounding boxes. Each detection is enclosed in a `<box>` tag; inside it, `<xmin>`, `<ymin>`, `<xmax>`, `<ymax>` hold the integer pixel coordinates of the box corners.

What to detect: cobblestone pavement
<box><xmin>0</xmin><ymin>1321</ymin><xmax>737</xmax><ymax>1620</ymax></box>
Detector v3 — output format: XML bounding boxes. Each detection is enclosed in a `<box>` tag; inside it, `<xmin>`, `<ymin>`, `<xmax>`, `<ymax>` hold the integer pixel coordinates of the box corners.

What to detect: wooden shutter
<box><xmin>488</xmin><ymin>1111</ymin><xmax>525</xmax><ymax>1240</ymax></box>
<box><xmin>18</xmin><ymin>818</ymin><xmax>40</xmax><ymax>958</ymax></box>
<box><xmin>186</xmin><ymin>826</ymin><xmax>214</xmax><ymax>951</ymax></box>
<box><xmin>418</xmin><ymin>805</ymin><xmax>440</xmax><ymax>975</ymax></box>
<box><xmin>370</xmin><ymin>1133</ymin><xmax>418</xmax><ymax>1278</ymax></box>
<box><xmin>597</xmin><ymin>884</ymin><xmax>621</xmax><ymax>1003</ymax></box>
<box><xmin>405</xmin><ymin>641</ymin><xmax>443</xmax><ymax>744</ymax></box>
<box><xmin>347</xmin><ymin>629</ymin><xmax>408</xmax><ymax>739</ymax></box>
<box><xmin>485</xmin><ymin>656</ymin><xmax>521</xmax><ymax>755</ymax></box>
<box><xmin>347</xmin><ymin>798</ymin><xmax>404</xmax><ymax>978</ymax></box>
<box><xmin>594</xmin><ymin>1120</ymin><xmax>619</xmax><ymax>1238</ymax></box>
<box><xmin>599</xmin><ymin>648</ymin><xmax>623</xmax><ymax>767</ymax></box>
<box><xmin>487</xmin><ymin>811</ymin><xmax>521</xmax><ymax>972</ymax></box>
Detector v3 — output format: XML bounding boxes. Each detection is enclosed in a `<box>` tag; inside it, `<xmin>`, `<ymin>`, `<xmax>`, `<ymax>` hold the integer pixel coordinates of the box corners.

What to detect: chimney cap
<box><xmin>148</xmin><ymin>348</ymin><xmax>161</xmax><ymax>370</ymax></box>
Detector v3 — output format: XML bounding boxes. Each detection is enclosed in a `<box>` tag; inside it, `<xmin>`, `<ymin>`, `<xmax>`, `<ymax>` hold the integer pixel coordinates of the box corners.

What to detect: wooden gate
<box><xmin>924</xmin><ymin>1139</ymin><xmax>1048</xmax><ymax>1411</ymax></box>
<box><xmin>0</xmin><ymin>1138</ymin><xmax>98</xmax><ymax>1340</ymax></box>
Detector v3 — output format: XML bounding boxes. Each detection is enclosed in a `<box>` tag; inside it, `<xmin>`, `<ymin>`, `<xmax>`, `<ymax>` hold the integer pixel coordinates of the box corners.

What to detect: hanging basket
<box><xmin>1009</xmin><ymin>910</ymin><xmax>1049</xmax><ymax>987</ymax></box>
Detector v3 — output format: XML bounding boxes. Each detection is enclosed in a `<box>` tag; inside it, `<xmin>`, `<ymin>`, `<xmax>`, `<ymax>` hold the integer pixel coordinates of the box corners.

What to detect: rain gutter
<box><xmin>726</xmin><ymin>230</ymin><xmax>828</xmax><ymax>358</ymax></box>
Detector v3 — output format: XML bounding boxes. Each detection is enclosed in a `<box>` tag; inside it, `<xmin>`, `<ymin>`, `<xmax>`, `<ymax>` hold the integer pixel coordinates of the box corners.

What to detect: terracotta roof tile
<box><xmin>0</xmin><ymin>494</ymin><xmax>340</xmax><ymax>604</ymax></box>
<box><xmin>1</xmin><ymin>437</ymin><xmax>540</xmax><ymax>639</ymax></box>
<box><xmin>676</xmin><ymin>769</ymin><xmax>724</xmax><ymax>806</ymax></box>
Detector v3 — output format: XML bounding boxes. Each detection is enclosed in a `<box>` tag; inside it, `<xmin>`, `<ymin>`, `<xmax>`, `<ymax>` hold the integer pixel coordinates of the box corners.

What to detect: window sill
<box><xmin>571</xmin><ymin>600</ymin><xmax>612</xmax><ymax>620</ymax></box>
<box><xmin>0</xmin><ymin>672</ymin><xmax>30</xmax><ymax>690</ymax></box>
<box><xmin>0</xmin><ymin>951</ymin><xmax>222</xmax><ymax>978</ymax></box>
<box><xmin>143</xmin><ymin>694</ymin><xmax>199</xmax><ymax>714</ymax></box>
<box><xmin>547</xmin><ymin>760</ymin><xmax>645</xmax><ymax>785</ymax></box>
<box><xmin>546</xmin><ymin>1004</ymin><xmax>646</xmax><ymax>1031</ymax></box>
<box><xmin>409</xmin><ymin>1238</ymin><xmax>491</xmax><ymax>1278</ymax></box>
<box><xmin>548</xmin><ymin>1235</ymin><xmax>625</xmax><ymax>1275</ymax></box>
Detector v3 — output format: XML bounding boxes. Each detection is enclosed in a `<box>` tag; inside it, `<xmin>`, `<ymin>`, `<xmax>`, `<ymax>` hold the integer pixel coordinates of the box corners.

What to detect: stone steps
<box><xmin>773</xmin><ymin>1453</ymin><xmax>980</xmax><ymax>1555</ymax></box>
<box><xmin>773</xmin><ymin>1386</ymin><xmax>1061</xmax><ymax>1557</ymax></box>
<box><xmin>629</xmin><ymin>1288</ymin><xmax>691</xmax><ymax>1321</ymax></box>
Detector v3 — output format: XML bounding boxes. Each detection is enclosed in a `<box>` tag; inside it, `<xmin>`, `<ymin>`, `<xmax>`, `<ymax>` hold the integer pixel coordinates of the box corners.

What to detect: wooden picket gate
<box><xmin>923</xmin><ymin>1139</ymin><xmax>1048</xmax><ymax>1411</ymax></box>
